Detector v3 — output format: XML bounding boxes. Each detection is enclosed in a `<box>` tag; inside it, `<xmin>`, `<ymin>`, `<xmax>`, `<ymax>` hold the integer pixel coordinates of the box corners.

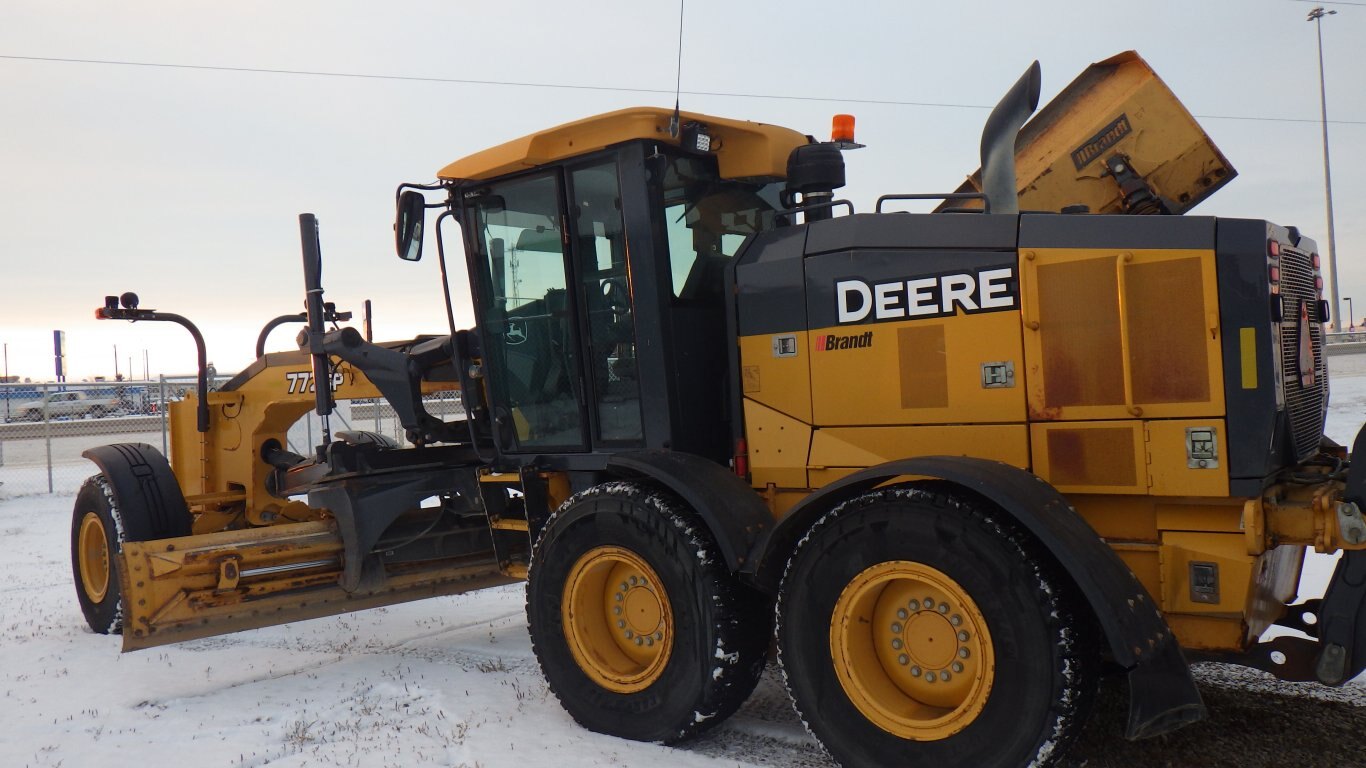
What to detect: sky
<box><xmin>1</xmin><ymin>0</ymin><xmax>1363</xmax><ymax>381</ymax></box>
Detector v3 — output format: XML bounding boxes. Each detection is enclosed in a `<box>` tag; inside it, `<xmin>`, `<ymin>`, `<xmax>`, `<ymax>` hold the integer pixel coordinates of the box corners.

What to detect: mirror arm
<box><xmin>435</xmin><ymin>210</ymin><xmax>458</xmax><ymax>335</ymax></box>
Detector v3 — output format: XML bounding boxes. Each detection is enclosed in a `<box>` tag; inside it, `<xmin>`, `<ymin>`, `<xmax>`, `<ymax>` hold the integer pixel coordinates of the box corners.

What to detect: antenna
<box><xmin>669</xmin><ymin>0</ymin><xmax>685</xmax><ymax>138</ymax></box>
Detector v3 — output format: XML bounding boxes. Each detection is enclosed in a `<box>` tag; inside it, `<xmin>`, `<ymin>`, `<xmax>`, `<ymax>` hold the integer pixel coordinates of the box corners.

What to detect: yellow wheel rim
<box><xmin>562</xmin><ymin>546</ymin><xmax>673</xmax><ymax>693</ymax></box>
<box><xmin>77</xmin><ymin>512</ymin><xmax>111</xmax><ymax>603</ymax></box>
<box><xmin>830</xmin><ymin>561</ymin><xmax>994</xmax><ymax>740</ymax></box>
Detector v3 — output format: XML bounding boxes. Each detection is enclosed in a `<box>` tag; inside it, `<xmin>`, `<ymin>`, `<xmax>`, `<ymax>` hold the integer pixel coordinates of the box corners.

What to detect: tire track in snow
<box><xmin>142</xmin><ymin>608</ymin><xmax>525</xmax><ymax>704</ymax></box>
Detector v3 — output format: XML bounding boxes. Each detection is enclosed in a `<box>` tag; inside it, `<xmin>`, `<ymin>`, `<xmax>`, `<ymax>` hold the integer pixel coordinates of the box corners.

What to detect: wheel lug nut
<box><xmin>911</xmin><ymin>666</ymin><xmax>922</xmax><ymax>677</ymax></box>
<box><xmin>941</xmin><ymin>671</ymin><xmax>952</xmax><ymax>683</ymax></box>
<box><xmin>617</xmin><ymin>620</ymin><xmax>626</xmax><ymax>628</ymax></box>
<box><xmin>625</xmin><ymin>630</ymin><xmax>634</xmax><ymax>639</ymax></box>
<box><xmin>614</xmin><ymin>592</ymin><xmax>624</xmax><ymax>602</ymax></box>
<box><xmin>937</xmin><ymin>603</ymin><xmax>949</xmax><ymax>614</ymax></box>
<box><xmin>629</xmin><ymin>576</ymin><xmax>639</xmax><ymax>586</ymax></box>
<box><xmin>645</xmin><ymin>637</ymin><xmax>653</xmax><ymax>647</ymax></box>
<box><xmin>952</xmin><ymin>662</ymin><xmax>964</xmax><ymax>673</ymax></box>
<box><xmin>951</xmin><ymin>614</ymin><xmax>962</xmax><ymax>627</ymax></box>
<box><xmin>908</xmin><ymin>600</ymin><xmax>920</xmax><ymax>611</ymax></box>
<box><xmin>654</xmin><ymin>631</ymin><xmax>663</xmax><ymax>641</ymax></box>
<box><xmin>620</xmin><ymin>582</ymin><xmax>630</xmax><ymax>592</ymax></box>
<box><xmin>924</xmin><ymin>598</ymin><xmax>935</xmax><ymax>610</ymax></box>
<box><xmin>897</xmin><ymin>608</ymin><xmax>909</xmax><ymax>620</ymax></box>
<box><xmin>891</xmin><ymin>639</ymin><xmax>903</xmax><ymax>650</ymax></box>
<box><xmin>614</xmin><ymin>606</ymin><xmax>622</xmax><ymax>616</ymax></box>
<box><xmin>959</xmin><ymin>648</ymin><xmax>971</xmax><ymax>659</ymax></box>
<box><xmin>891</xmin><ymin>622</ymin><xmax>903</xmax><ymax>634</ymax></box>
<box><xmin>898</xmin><ymin>654</ymin><xmax>909</xmax><ymax>666</ymax></box>
<box><xmin>958</xmin><ymin>631</ymin><xmax>970</xmax><ymax>642</ymax></box>
<box><xmin>925</xmin><ymin>671</ymin><xmax>937</xmax><ymax>683</ymax></box>
<box><xmin>635</xmin><ymin>637</ymin><xmax>644</xmax><ymax>646</ymax></box>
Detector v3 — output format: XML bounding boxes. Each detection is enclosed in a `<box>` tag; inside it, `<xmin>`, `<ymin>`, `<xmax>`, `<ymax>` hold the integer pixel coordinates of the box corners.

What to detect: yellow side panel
<box><xmin>1165</xmin><ymin>615</ymin><xmax>1246</xmax><ymax>653</ymax></box>
<box><xmin>743</xmin><ymin>399</ymin><xmax>811</xmax><ymax>490</ymax></box>
<box><xmin>809</xmin><ymin>424</ymin><xmax>1030</xmax><ymax>471</ymax></box>
<box><xmin>1146</xmin><ymin>420</ymin><xmax>1229</xmax><ymax>497</ymax></box>
<box><xmin>809</xmin><ymin>310</ymin><xmax>1024</xmax><ymax>426</ymax></box>
<box><xmin>738</xmin><ymin>332</ymin><xmax>812</xmax><ymax>423</ymax></box>
<box><xmin>1071</xmin><ymin>495</ymin><xmax>1160</xmax><ymax>542</ymax></box>
<box><xmin>1031</xmin><ymin>421</ymin><xmax>1147</xmax><ymax>494</ymax></box>
<box><xmin>1159</xmin><ymin>531</ymin><xmax>1251</xmax><ymax>617</ymax></box>
<box><xmin>1152</xmin><ymin>499</ymin><xmax>1245</xmax><ymax>534</ymax></box>
<box><xmin>1020</xmin><ymin>248</ymin><xmax>1224</xmax><ymax>421</ymax></box>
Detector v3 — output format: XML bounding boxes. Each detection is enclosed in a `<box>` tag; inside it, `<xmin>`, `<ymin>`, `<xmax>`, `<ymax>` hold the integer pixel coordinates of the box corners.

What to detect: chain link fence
<box><xmin>0</xmin><ymin>379</ymin><xmax>464</xmax><ymax>498</ymax></box>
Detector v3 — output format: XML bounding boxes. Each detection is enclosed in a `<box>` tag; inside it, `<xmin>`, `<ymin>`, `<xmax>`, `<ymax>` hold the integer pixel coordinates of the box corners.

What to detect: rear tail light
<box><xmin>733</xmin><ymin>438</ymin><xmax>749</xmax><ymax>478</ymax></box>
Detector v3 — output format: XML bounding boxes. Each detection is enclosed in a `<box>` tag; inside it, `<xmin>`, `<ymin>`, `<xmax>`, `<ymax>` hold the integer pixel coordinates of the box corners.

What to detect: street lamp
<box><xmin>1308</xmin><ymin>6</ymin><xmax>1341</xmax><ymax>332</ymax></box>
<box><xmin>1346</xmin><ymin>296</ymin><xmax>1355</xmax><ymax>331</ymax></box>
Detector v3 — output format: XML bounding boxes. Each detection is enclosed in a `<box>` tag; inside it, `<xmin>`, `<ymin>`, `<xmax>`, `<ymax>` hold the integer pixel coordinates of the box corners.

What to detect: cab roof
<box><xmin>437</xmin><ymin>107</ymin><xmax>809</xmax><ymax>183</ymax></box>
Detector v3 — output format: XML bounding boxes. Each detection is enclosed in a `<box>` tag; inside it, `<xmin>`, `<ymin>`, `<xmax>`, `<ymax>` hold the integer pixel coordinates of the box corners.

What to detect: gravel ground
<box><xmin>1066</xmin><ymin>664</ymin><xmax>1366</xmax><ymax>768</ymax></box>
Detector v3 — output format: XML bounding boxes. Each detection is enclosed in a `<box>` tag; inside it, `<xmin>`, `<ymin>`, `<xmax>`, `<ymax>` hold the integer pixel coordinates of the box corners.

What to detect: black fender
<box><xmin>744</xmin><ymin>455</ymin><xmax>1205</xmax><ymax>740</ymax></box>
<box><xmin>606</xmin><ymin>450</ymin><xmax>770</xmax><ymax>573</ymax></box>
<box><xmin>80</xmin><ymin>443</ymin><xmax>192</xmax><ymax>540</ymax></box>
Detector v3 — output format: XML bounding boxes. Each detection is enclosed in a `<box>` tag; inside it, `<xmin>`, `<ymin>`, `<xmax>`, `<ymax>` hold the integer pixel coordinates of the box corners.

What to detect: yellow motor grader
<box><xmin>72</xmin><ymin>52</ymin><xmax>1366</xmax><ymax>767</ymax></box>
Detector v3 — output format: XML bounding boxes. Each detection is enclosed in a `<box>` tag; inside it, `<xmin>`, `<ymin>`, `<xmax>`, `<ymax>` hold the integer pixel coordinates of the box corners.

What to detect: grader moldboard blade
<box><xmin>117</xmin><ymin>520</ymin><xmax>515</xmax><ymax>651</ymax></box>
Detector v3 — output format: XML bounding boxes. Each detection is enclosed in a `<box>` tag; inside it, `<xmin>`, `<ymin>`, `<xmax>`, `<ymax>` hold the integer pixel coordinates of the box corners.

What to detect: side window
<box><xmin>569</xmin><ymin>161</ymin><xmax>642</xmax><ymax>442</ymax></box>
<box><xmin>472</xmin><ymin>172</ymin><xmax>586</xmax><ymax>451</ymax></box>
<box><xmin>659</xmin><ymin>155</ymin><xmax>778</xmax><ymax>302</ymax></box>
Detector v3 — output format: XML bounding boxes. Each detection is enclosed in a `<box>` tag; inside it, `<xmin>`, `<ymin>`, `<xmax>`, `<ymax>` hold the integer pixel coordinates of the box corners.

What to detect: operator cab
<box><xmin>403</xmin><ymin>108</ymin><xmax>803</xmax><ymax>466</ymax></box>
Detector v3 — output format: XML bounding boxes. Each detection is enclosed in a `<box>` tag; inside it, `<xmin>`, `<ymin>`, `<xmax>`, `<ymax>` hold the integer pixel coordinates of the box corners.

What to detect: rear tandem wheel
<box><xmin>776</xmin><ymin>486</ymin><xmax>1098</xmax><ymax>767</ymax></box>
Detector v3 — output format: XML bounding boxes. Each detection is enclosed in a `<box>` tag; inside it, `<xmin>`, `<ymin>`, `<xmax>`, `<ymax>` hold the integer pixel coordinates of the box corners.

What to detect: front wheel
<box><xmin>71</xmin><ymin>464</ymin><xmax>193</xmax><ymax>635</ymax></box>
<box><xmin>526</xmin><ymin>481</ymin><xmax>770</xmax><ymax>743</ymax></box>
<box><xmin>777</xmin><ymin>486</ymin><xmax>1097</xmax><ymax>767</ymax></box>
<box><xmin>71</xmin><ymin>476</ymin><xmax>127</xmax><ymax>633</ymax></box>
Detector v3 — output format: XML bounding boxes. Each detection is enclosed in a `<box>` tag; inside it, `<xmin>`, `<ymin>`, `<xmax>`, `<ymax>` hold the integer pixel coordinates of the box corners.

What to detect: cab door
<box><xmin>469</xmin><ymin>170</ymin><xmax>588</xmax><ymax>452</ymax></box>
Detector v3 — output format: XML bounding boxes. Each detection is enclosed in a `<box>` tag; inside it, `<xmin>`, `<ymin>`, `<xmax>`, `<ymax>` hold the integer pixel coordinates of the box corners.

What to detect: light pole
<box><xmin>1308</xmin><ymin>6</ymin><xmax>1341</xmax><ymax>330</ymax></box>
<box><xmin>1346</xmin><ymin>296</ymin><xmax>1355</xmax><ymax>331</ymax></box>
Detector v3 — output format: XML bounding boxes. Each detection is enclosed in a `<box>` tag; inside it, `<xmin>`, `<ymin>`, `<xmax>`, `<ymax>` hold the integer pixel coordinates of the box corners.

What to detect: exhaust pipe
<box><xmin>979</xmin><ymin>61</ymin><xmax>1042</xmax><ymax>214</ymax></box>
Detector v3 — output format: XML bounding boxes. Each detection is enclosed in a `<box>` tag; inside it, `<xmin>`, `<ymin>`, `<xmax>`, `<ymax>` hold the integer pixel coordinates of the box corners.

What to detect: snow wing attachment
<box><xmin>942</xmin><ymin>51</ymin><xmax>1237</xmax><ymax>215</ymax></box>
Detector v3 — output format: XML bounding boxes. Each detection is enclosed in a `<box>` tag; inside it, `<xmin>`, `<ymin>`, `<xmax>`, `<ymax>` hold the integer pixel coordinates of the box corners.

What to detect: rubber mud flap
<box><xmin>1345</xmin><ymin>423</ymin><xmax>1366</xmax><ymax>511</ymax></box>
<box><xmin>1125</xmin><ymin>636</ymin><xmax>1207</xmax><ymax>739</ymax></box>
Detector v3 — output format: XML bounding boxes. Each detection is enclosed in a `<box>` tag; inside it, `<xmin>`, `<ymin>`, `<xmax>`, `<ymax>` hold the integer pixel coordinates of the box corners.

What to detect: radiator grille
<box><xmin>1278</xmin><ymin>246</ymin><xmax>1328</xmax><ymax>461</ymax></box>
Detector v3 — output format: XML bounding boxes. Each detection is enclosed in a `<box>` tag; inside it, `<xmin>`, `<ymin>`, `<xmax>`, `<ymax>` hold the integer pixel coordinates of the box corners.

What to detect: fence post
<box><xmin>160</xmin><ymin>375</ymin><xmax>168</xmax><ymax>457</ymax></box>
<box><xmin>42</xmin><ymin>383</ymin><xmax>53</xmax><ymax>493</ymax></box>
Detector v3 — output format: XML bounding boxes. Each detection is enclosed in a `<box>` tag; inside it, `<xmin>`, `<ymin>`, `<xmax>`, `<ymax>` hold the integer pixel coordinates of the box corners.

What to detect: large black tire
<box><xmin>71</xmin><ymin>472</ymin><xmax>193</xmax><ymax>635</ymax></box>
<box><xmin>526</xmin><ymin>481</ymin><xmax>770</xmax><ymax>743</ymax></box>
<box><xmin>777</xmin><ymin>486</ymin><xmax>1097</xmax><ymax>768</ymax></box>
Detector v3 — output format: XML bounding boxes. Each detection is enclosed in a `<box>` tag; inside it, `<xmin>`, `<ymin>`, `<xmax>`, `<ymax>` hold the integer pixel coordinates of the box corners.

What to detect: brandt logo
<box><xmin>815</xmin><ymin>331</ymin><xmax>873</xmax><ymax>351</ymax></box>
<box><xmin>1071</xmin><ymin>114</ymin><xmax>1132</xmax><ymax>170</ymax></box>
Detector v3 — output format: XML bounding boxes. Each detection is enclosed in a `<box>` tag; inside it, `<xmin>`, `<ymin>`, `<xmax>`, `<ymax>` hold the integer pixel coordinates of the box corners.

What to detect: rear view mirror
<box><xmin>395</xmin><ymin>190</ymin><xmax>426</xmax><ymax>261</ymax></box>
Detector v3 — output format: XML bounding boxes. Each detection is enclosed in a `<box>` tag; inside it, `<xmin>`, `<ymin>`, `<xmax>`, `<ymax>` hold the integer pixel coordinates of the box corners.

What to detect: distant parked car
<box><xmin>12</xmin><ymin>391</ymin><xmax>120</xmax><ymax>421</ymax></box>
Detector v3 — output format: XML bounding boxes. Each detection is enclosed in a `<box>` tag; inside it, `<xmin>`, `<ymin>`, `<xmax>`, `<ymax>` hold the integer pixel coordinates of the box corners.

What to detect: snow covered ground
<box><xmin>3</xmin><ymin>359</ymin><xmax>1365</xmax><ymax>767</ymax></box>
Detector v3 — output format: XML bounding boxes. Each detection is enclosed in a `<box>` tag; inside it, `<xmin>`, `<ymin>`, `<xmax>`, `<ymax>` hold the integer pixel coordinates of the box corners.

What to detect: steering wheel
<box><xmin>602</xmin><ymin>277</ymin><xmax>630</xmax><ymax>317</ymax></box>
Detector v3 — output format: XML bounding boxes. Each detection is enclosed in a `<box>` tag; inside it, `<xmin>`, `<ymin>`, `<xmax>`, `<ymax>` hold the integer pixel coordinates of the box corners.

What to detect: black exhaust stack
<box><xmin>979</xmin><ymin>61</ymin><xmax>1042</xmax><ymax>214</ymax></box>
